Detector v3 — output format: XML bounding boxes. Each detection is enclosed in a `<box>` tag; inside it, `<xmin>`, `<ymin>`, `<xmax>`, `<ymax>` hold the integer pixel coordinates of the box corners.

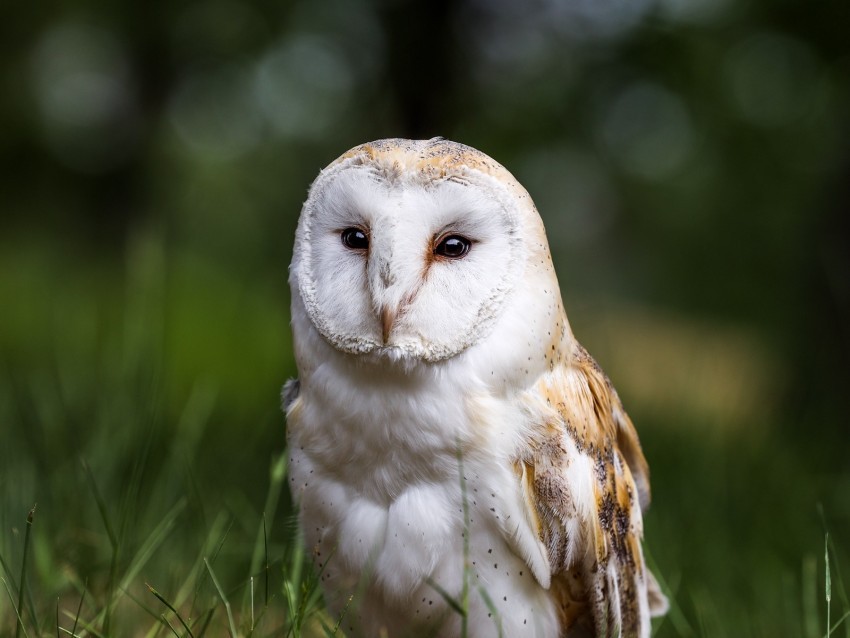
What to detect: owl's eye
<box><xmin>341</xmin><ymin>227</ymin><xmax>369</xmax><ymax>250</ymax></box>
<box><xmin>435</xmin><ymin>235</ymin><xmax>471</xmax><ymax>259</ymax></box>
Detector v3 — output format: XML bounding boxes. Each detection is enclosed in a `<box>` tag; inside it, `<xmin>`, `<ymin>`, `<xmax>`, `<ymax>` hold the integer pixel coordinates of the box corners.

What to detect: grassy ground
<box><xmin>1</xmin><ymin>234</ymin><xmax>848</xmax><ymax>637</ymax></box>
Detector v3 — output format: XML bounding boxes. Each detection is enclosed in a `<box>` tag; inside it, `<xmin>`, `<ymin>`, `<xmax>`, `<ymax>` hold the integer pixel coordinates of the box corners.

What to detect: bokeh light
<box><xmin>30</xmin><ymin>22</ymin><xmax>139</xmax><ymax>172</ymax></box>
<box><xmin>255</xmin><ymin>35</ymin><xmax>355</xmax><ymax>140</ymax></box>
<box><xmin>725</xmin><ymin>31</ymin><xmax>824</xmax><ymax>129</ymax></box>
<box><xmin>596</xmin><ymin>81</ymin><xmax>696</xmax><ymax>180</ymax></box>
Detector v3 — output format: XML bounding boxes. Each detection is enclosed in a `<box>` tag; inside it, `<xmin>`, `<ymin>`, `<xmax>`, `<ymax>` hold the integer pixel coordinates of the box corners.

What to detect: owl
<box><xmin>283</xmin><ymin>138</ymin><xmax>668</xmax><ymax>637</ymax></box>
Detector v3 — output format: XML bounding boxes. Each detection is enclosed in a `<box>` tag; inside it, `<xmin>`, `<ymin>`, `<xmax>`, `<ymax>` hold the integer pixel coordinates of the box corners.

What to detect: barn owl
<box><xmin>283</xmin><ymin>138</ymin><xmax>668</xmax><ymax>637</ymax></box>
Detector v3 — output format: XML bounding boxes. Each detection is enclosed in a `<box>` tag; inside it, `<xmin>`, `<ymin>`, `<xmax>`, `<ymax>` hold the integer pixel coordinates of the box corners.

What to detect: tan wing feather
<box><xmin>519</xmin><ymin>342</ymin><xmax>666</xmax><ymax>637</ymax></box>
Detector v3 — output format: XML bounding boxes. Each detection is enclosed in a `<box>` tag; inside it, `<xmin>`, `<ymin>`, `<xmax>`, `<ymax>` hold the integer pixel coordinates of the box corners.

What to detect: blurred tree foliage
<box><xmin>1</xmin><ymin>0</ymin><xmax>849</xmax><ymax>634</ymax></box>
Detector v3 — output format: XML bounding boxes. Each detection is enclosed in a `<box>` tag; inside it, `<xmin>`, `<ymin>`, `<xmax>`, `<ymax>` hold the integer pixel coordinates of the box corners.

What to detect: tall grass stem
<box><xmin>15</xmin><ymin>505</ymin><xmax>35</xmax><ymax>638</ymax></box>
<box><xmin>204</xmin><ymin>558</ymin><xmax>237</xmax><ymax>638</ymax></box>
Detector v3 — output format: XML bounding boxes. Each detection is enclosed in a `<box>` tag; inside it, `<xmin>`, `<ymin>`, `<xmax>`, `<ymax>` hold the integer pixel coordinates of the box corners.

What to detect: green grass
<box><xmin>0</xmin><ymin>452</ymin><xmax>335</xmax><ymax>637</ymax></box>
<box><xmin>1</xmin><ymin>235</ymin><xmax>848</xmax><ymax>636</ymax></box>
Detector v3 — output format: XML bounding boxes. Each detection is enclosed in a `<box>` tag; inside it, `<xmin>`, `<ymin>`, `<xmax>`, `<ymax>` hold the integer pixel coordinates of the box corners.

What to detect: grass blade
<box><xmin>193</xmin><ymin>515</ymin><xmax>234</xmax><ymax>609</ymax></box>
<box><xmin>120</xmin><ymin>583</ymin><xmax>175</xmax><ymax>634</ymax></box>
<box><xmin>58</xmin><ymin>610</ymin><xmax>105</xmax><ymax>638</ymax></box>
<box><xmin>246</xmin><ymin>454</ymin><xmax>287</xmax><ymax>616</ymax></box>
<box><xmin>328</xmin><ymin>594</ymin><xmax>354</xmax><ymax>636</ymax></box>
<box><xmin>194</xmin><ymin>607</ymin><xmax>216</xmax><ymax>638</ymax></box>
<box><xmin>805</xmin><ymin>555</ymin><xmax>820</xmax><ymax>638</ymax></box>
<box><xmin>0</xmin><ymin>551</ymin><xmax>18</xmax><ymax>593</ymax></box>
<box><xmin>86</xmin><ymin>497</ymin><xmax>185</xmax><ymax>632</ymax></box>
<box><xmin>476</xmin><ymin>584</ymin><xmax>504</xmax><ymax>638</ymax></box>
<box><xmin>2</xmin><ymin>577</ymin><xmax>31</xmax><ymax>638</ymax></box>
<box><xmin>642</xmin><ymin>547</ymin><xmax>694</xmax><ymax>636</ymax></box>
<box><xmin>204</xmin><ymin>558</ymin><xmax>237</xmax><ymax>638</ymax></box>
<box><xmin>163</xmin><ymin>512</ymin><xmax>230</xmax><ymax>631</ymax></box>
<box><xmin>118</xmin><ymin>498</ymin><xmax>186</xmax><ymax>592</ymax></box>
<box><xmin>283</xmin><ymin>529</ymin><xmax>335</xmax><ymax>638</ymax></box>
<box><xmin>161</xmin><ymin>613</ymin><xmax>181</xmax><ymax>637</ymax></box>
<box><xmin>15</xmin><ymin>505</ymin><xmax>36</xmax><ymax>638</ymax></box>
<box><xmin>425</xmin><ymin>578</ymin><xmax>465</xmax><ymax>617</ymax></box>
<box><xmin>71</xmin><ymin>584</ymin><xmax>86</xmax><ymax>637</ymax></box>
<box><xmin>826</xmin><ymin>541</ymin><xmax>850</xmax><ymax>638</ymax></box>
<box><xmin>456</xmin><ymin>443</ymin><xmax>471</xmax><ymax>637</ymax></box>
<box><xmin>81</xmin><ymin>459</ymin><xmax>119</xmax><ymax>634</ymax></box>
<box><xmin>147</xmin><ymin>582</ymin><xmax>195</xmax><ymax>638</ymax></box>
<box><xmin>823</xmin><ymin>612</ymin><xmax>850</xmax><ymax>638</ymax></box>
<box><xmin>263</xmin><ymin>514</ymin><xmax>269</xmax><ymax>609</ymax></box>
<box><xmin>81</xmin><ymin>460</ymin><xmax>117</xmax><ymax>548</ymax></box>
<box><xmin>828</xmin><ymin>534</ymin><xmax>833</xmax><ymax>638</ymax></box>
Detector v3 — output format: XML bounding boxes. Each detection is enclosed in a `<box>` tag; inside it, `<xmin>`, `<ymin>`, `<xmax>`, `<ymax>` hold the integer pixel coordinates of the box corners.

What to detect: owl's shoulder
<box><xmin>281</xmin><ymin>378</ymin><xmax>300</xmax><ymax>411</ymax></box>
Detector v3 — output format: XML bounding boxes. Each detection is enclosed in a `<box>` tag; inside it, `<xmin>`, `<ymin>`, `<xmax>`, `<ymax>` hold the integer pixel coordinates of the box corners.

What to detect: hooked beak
<box><xmin>380</xmin><ymin>305</ymin><xmax>396</xmax><ymax>344</ymax></box>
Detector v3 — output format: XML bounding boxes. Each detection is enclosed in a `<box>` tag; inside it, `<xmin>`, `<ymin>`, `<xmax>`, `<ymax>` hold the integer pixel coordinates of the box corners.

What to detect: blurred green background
<box><xmin>2</xmin><ymin>0</ymin><xmax>849</xmax><ymax>635</ymax></box>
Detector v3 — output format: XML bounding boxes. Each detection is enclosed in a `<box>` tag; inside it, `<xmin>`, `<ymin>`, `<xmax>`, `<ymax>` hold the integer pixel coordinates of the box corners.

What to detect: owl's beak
<box><xmin>380</xmin><ymin>305</ymin><xmax>396</xmax><ymax>344</ymax></box>
<box><xmin>369</xmin><ymin>246</ymin><xmax>413</xmax><ymax>345</ymax></box>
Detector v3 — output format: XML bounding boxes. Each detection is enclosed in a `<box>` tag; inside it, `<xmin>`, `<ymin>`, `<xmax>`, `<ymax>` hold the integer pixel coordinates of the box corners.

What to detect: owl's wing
<box><xmin>517</xmin><ymin>343</ymin><xmax>667</xmax><ymax>637</ymax></box>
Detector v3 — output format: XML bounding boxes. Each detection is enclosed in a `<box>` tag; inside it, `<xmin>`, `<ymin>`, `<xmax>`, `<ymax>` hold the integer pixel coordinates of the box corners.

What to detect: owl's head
<box><xmin>290</xmin><ymin>138</ymin><xmax>556</xmax><ymax>365</ymax></box>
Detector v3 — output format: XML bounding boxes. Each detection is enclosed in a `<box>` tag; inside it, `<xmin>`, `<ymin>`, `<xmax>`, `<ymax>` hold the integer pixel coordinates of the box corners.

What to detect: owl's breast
<box><xmin>285</xmin><ymin>302</ymin><xmax>564</xmax><ymax>633</ymax></box>
<box><xmin>288</xmin><ymin>438</ymin><xmax>559</xmax><ymax>637</ymax></box>
<box><xmin>289</xmin><ymin>452</ymin><xmax>457</xmax><ymax>593</ymax></box>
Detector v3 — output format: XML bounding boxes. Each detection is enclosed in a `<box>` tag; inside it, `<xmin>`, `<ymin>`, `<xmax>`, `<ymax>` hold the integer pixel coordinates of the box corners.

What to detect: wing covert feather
<box><xmin>518</xmin><ymin>343</ymin><xmax>666</xmax><ymax>637</ymax></box>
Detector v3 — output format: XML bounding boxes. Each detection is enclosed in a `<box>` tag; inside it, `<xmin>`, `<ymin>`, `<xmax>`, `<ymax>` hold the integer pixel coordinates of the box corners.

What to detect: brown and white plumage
<box><xmin>519</xmin><ymin>343</ymin><xmax>667</xmax><ymax>635</ymax></box>
<box><xmin>285</xmin><ymin>138</ymin><xmax>667</xmax><ymax>636</ymax></box>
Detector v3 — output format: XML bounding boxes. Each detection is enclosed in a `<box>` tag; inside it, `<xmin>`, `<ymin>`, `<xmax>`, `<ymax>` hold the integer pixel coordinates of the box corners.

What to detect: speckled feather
<box><xmin>285</xmin><ymin>138</ymin><xmax>667</xmax><ymax>637</ymax></box>
<box><xmin>520</xmin><ymin>343</ymin><xmax>662</xmax><ymax>636</ymax></box>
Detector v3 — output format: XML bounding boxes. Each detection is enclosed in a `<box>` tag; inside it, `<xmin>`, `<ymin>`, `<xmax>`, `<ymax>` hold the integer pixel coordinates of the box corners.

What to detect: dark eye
<box><xmin>341</xmin><ymin>227</ymin><xmax>369</xmax><ymax>250</ymax></box>
<box><xmin>435</xmin><ymin>235</ymin><xmax>471</xmax><ymax>259</ymax></box>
